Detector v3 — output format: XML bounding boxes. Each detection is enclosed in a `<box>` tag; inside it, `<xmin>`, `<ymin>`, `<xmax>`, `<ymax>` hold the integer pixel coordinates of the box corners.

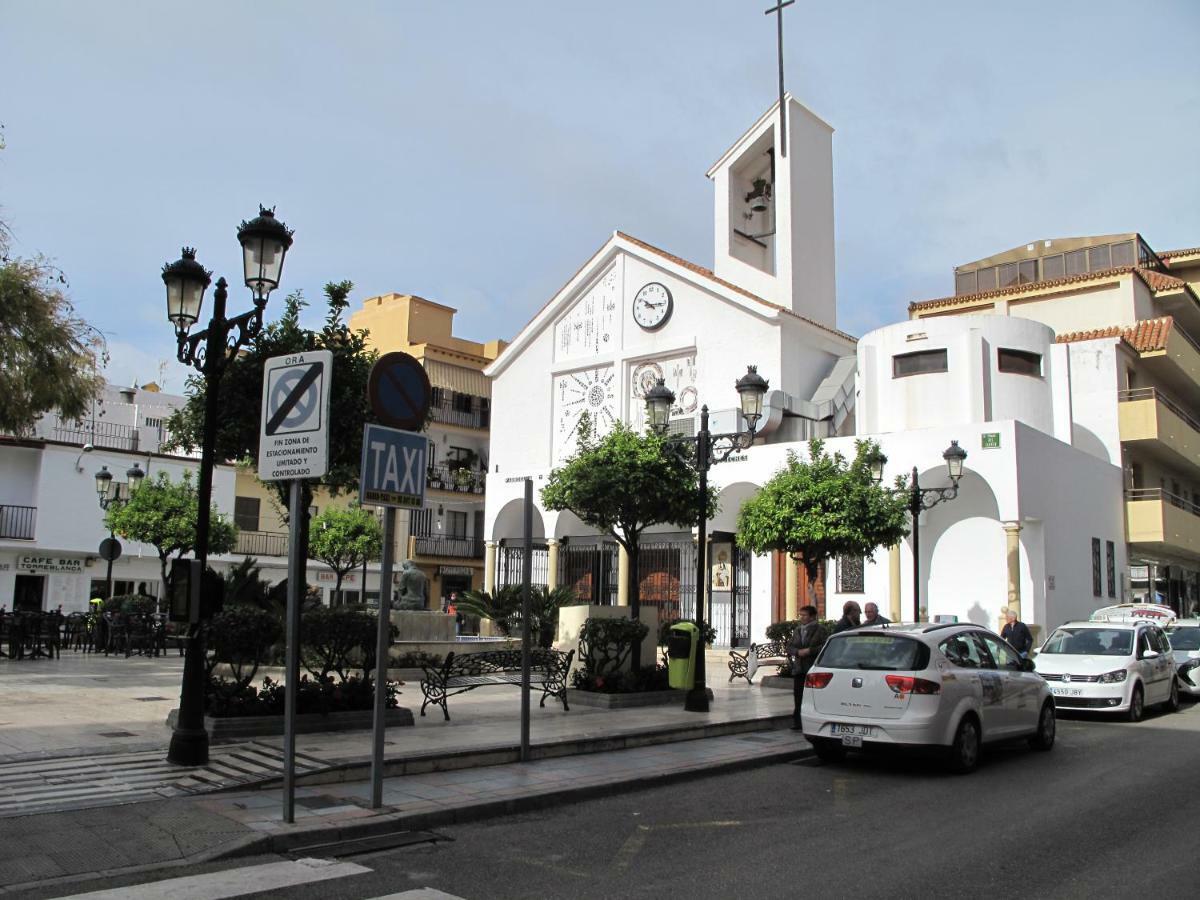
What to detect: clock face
<box><xmin>632</xmin><ymin>282</ymin><xmax>673</xmax><ymax>330</ymax></box>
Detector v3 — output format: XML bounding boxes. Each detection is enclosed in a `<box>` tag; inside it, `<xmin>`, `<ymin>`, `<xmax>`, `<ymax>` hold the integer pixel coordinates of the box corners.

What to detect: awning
<box><xmin>425</xmin><ymin>359</ymin><xmax>491</xmax><ymax>398</ymax></box>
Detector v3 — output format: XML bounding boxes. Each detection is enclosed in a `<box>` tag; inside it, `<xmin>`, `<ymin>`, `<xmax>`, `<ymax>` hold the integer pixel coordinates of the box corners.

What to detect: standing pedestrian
<box><xmin>1001</xmin><ymin>609</ymin><xmax>1033</xmax><ymax>658</ymax></box>
<box><xmin>832</xmin><ymin>600</ymin><xmax>862</xmax><ymax>633</ymax></box>
<box><xmin>862</xmin><ymin>602</ymin><xmax>890</xmax><ymax>626</ymax></box>
<box><xmin>788</xmin><ymin>605</ymin><xmax>828</xmax><ymax>731</ymax></box>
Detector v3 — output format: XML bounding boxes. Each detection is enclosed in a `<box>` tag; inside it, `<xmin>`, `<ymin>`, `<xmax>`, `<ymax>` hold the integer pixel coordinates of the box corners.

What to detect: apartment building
<box><xmin>909</xmin><ymin>234</ymin><xmax>1200</xmax><ymax>613</ymax></box>
<box><xmin>349</xmin><ymin>293</ymin><xmax>505</xmax><ymax>607</ymax></box>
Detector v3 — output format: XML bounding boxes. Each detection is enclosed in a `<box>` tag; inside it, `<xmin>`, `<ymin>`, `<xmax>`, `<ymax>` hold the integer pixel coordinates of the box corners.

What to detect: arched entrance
<box><xmin>491</xmin><ymin>498</ymin><xmax>548</xmax><ymax>590</ymax></box>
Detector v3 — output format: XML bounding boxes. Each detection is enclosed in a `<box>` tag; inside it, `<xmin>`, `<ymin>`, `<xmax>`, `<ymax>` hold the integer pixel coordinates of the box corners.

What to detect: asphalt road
<box><xmin>41</xmin><ymin>701</ymin><xmax>1200</xmax><ymax>900</ymax></box>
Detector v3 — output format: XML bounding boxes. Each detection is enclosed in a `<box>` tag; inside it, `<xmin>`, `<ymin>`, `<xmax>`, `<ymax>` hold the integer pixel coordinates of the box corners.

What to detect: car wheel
<box><xmin>1126</xmin><ymin>684</ymin><xmax>1144</xmax><ymax>723</ymax></box>
<box><xmin>1028</xmin><ymin>701</ymin><xmax>1056</xmax><ymax>751</ymax></box>
<box><xmin>947</xmin><ymin>716</ymin><xmax>981</xmax><ymax>774</ymax></box>
<box><xmin>811</xmin><ymin>737</ymin><xmax>846</xmax><ymax>763</ymax></box>
<box><xmin>1164</xmin><ymin>677</ymin><xmax>1181</xmax><ymax>713</ymax></box>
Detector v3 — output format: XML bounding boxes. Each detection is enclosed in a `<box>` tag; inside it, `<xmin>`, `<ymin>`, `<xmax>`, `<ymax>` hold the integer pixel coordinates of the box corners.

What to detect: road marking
<box><xmin>54</xmin><ymin>857</ymin><xmax>370</xmax><ymax>899</ymax></box>
<box><xmin>614</xmin><ymin>820</ymin><xmax>742</xmax><ymax>869</ymax></box>
<box><xmin>365</xmin><ymin>891</ymin><xmax>467</xmax><ymax>899</ymax></box>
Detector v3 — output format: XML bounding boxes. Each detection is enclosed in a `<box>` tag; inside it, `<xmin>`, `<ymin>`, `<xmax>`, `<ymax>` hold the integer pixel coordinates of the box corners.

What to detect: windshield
<box><xmin>1165</xmin><ymin>626</ymin><xmax>1200</xmax><ymax>652</ymax></box>
<box><xmin>817</xmin><ymin>634</ymin><xmax>930</xmax><ymax>671</ymax></box>
<box><xmin>1042</xmin><ymin>628</ymin><xmax>1132</xmax><ymax>656</ymax></box>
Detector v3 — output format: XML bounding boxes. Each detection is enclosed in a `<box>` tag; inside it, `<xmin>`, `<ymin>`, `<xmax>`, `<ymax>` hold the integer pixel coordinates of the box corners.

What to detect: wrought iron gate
<box><xmin>558</xmin><ymin>541</ymin><xmax>618</xmax><ymax>605</ymax></box>
<box><xmin>496</xmin><ymin>541</ymin><xmax>549</xmax><ymax>590</ymax></box>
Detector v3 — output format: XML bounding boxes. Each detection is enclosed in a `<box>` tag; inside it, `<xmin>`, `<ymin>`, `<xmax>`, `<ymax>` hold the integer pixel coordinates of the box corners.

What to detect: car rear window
<box><xmin>1042</xmin><ymin>627</ymin><xmax>1132</xmax><ymax>656</ymax></box>
<box><xmin>816</xmin><ymin>634</ymin><xmax>930</xmax><ymax>671</ymax></box>
<box><xmin>1166</xmin><ymin>626</ymin><xmax>1200</xmax><ymax>651</ymax></box>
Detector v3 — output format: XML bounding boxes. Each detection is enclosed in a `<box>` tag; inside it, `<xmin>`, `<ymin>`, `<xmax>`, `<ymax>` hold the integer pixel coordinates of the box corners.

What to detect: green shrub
<box><xmin>117</xmin><ymin>594</ymin><xmax>158</xmax><ymax>617</ymax></box>
<box><xmin>577</xmin><ymin>616</ymin><xmax>649</xmax><ymax>678</ymax></box>
<box><xmin>205</xmin><ymin>674</ymin><xmax>401</xmax><ymax>718</ymax></box>
<box><xmin>301</xmin><ymin>606</ymin><xmax>378</xmax><ymax>680</ymax></box>
<box><xmin>765</xmin><ymin>618</ymin><xmax>837</xmax><ymax>643</ymax></box>
<box><xmin>204</xmin><ymin>605</ymin><xmax>282</xmax><ymax>691</ymax></box>
<box><xmin>571</xmin><ymin>663</ymin><xmax>670</xmax><ymax>693</ymax></box>
<box><xmin>392</xmin><ymin>650</ymin><xmax>444</xmax><ymax>669</ymax></box>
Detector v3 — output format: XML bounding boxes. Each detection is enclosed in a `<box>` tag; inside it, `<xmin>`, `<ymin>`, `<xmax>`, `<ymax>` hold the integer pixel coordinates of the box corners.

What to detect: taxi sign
<box><xmin>359</xmin><ymin>423</ymin><xmax>427</xmax><ymax>509</ymax></box>
<box><xmin>1089</xmin><ymin>603</ymin><xmax>1176</xmax><ymax>624</ymax></box>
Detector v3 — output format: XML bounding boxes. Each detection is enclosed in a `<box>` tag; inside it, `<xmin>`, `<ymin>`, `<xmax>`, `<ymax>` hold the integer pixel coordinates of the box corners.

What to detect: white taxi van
<box><xmin>801</xmin><ymin>624</ymin><xmax>1054</xmax><ymax>774</ymax></box>
<box><xmin>1033</xmin><ymin>604</ymin><xmax>1181</xmax><ymax>721</ymax></box>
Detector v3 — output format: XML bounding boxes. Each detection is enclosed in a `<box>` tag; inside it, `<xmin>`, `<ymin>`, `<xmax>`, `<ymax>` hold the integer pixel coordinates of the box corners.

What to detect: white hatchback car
<box><xmin>1034</xmin><ymin>618</ymin><xmax>1180</xmax><ymax>720</ymax></box>
<box><xmin>1164</xmin><ymin>619</ymin><xmax>1200</xmax><ymax>698</ymax></box>
<box><xmin>801</xmin><ymin>624</ymin><xmax>1055</xmax><ymax>774</ymax></box>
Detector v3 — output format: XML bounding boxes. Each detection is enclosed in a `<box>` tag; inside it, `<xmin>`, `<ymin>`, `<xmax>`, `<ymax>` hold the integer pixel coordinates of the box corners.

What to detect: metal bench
<box><xmin>728</xmin><ymin>640</ymin><xmax>789</xmax><ymax>684</ymax></box>
<box><xmin>419</xmin><ymin>648</ymin><xmax>574</xmax><ymax>721</ymax></box>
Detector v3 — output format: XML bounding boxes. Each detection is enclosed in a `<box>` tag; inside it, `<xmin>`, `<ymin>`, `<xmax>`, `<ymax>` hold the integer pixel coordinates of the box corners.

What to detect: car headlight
<box><xmin>1180</xmin><ymin>659</ymin><xmax>1200</xmax><ymax>674</ymax></box>
<box><xmin>1097</xmin><ymin>669</ymin><xmax>1128</xmax><ymax>684</ymax></box>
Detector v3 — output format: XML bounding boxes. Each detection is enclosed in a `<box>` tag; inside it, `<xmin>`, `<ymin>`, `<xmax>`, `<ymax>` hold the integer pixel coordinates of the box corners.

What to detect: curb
<box><xmin>237</xmin><ymin>740</ymin><xmax>816</xmax><ymax>859</ymax></box>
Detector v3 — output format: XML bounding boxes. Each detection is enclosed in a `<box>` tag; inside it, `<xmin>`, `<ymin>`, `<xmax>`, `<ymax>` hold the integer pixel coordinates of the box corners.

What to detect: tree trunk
<box><xmin>629</xmin><ymin>536</ymin><xmax>641</xmax><ymax>671</ymax></box>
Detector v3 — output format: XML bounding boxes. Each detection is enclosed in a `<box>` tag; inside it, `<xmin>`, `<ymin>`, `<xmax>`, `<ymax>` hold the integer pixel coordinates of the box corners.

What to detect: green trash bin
<box><xmin>667</xmin><ymin>622</ymin><xmax>699</xmax><ymax>690</ymax></box>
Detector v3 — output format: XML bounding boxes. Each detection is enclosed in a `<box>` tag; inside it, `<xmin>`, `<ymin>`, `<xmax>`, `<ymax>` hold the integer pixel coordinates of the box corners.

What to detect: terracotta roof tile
<box><xmin>615</xmin><ymin>231</ymin><xmax>856</xmax><ymax>343</ymax></box>
<box><xmin>1159</xmin><ymin>247</ymin><xmax>1200</xmax><ymax>262</ymax></box>
<box><xmin>1054</xmin><ymin>316</ymin><xmax>1174</xmax><ymax>352</ymax></box>
<box><xmin>909</xmin><ymin>265</ymin><xmax>1191</xmax><ymax>313</ymax></box>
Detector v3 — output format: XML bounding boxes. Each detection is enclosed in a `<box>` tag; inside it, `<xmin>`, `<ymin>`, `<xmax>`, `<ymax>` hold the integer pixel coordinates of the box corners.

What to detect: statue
<box><xmin>394</xmin><ymin>560</ymin><xmax>429</xmax><ymax>610</ymax></box>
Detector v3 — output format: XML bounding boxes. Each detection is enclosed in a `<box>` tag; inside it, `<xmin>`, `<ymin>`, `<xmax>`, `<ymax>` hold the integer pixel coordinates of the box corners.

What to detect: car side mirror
<box><xmin>1142</xmin><ymin>650</ymin><xmax>1159</xmax><ymax>660</ymax></box>
<box><xmin>1021</xmin><ymin>657</ymin><xmax>1036</xmax><ymax>672</ymax></box>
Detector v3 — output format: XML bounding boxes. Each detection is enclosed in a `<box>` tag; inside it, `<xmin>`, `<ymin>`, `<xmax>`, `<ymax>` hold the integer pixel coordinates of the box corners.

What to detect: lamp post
<box><xmin>645</xmin><ymin>365</ymin><xmax>769</xmax><ymax>713</ymax></box>
<box><xmin>869</xmin><ymin>441</ymin><xmax>968</xmax><ymax>622</ymax></box>
<box><xmin>161</xmin><ymin>206</ymin><xmax>294</xmax><ymax>766</ymax></box>
<box><xmin>94</xmin><ymin>463</ymin><xmax>145</xmax><ymax>600</ymax></box>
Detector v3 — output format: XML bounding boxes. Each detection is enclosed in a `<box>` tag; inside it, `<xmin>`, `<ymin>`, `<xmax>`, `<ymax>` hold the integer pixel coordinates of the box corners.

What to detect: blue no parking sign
<box><xmin>359</xmin><ymin>423</ymin><xmax>427</xmax><ymax>509</ymax></box>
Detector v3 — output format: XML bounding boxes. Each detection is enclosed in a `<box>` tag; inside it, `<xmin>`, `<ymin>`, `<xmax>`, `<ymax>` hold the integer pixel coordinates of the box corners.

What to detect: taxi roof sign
<box><xmin>1088</xmin><ymin>603</ymin><xmax>1177</xmax><ymax>624</ymax></box>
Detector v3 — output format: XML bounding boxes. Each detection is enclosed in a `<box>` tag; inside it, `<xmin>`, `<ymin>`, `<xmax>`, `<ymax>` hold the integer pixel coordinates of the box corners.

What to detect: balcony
<box><xmin>235</xmin><ymin>530</ymin><xmax>289</xmax><ymax>558</ymax></box>
<box><xmin>1118</xmin><ymin>388</ymin><xmax>1200</xmax><ymax>474</ymax></box>
<box><xmin>426</xmin><ymin>463</ymin><xmax>486</xmax><ymax>496</ymax></box>
<box><xmin>1125</xmin><ymin>488</ymin><xmax>1200</xmax><ymax>563</ymax></box>
<box><xmin>428</xmin><ymin>394</ymin><xmax>490</xmax><ymax>430</ymax></box>
<box><xmin>0</xmin><ymin>505</ymin><xmax>36</xmax><ymax>540</ymax></box>
<box><xmin>41</xmin><ymin>416</ymin><xmax>144</xmax><ymax>452</ymax></box>
<box><xmin>411</xmin><ymin>536</ymin><xmax>486</xmax><ymax>560</ymax></box>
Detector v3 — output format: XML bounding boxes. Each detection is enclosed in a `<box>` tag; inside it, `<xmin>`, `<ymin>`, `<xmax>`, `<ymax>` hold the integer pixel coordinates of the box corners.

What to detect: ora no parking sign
<box><xmin>258</xmin><ymin>350</ymin><xmax>333</xmax><ymax>481</ymax></box>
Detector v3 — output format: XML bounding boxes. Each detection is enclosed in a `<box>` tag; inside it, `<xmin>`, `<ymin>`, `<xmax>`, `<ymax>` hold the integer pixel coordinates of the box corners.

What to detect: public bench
<box><xmin>727</xmin><ymin>640</ymin><xmax>789</xmax><ymax>684</ymax></box>
<box><xmin>419</xmin><ymin>648</ymin><xmax>574</xmax><ymax>721</ymax></box>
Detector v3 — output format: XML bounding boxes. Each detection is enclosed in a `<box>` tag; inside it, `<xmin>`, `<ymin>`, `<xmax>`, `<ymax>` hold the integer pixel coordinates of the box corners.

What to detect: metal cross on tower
<box><xmin>765</xmin><ymin>0</ymin><xmax>795</xmax><ymax>157</ymax></box>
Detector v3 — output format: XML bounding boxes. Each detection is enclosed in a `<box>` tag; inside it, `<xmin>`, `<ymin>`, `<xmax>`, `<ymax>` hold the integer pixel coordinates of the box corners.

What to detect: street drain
<box><xmin>97</xmin><ymin>731</ymin><xmax>138</xmax><ymax>738</ymax></box>
<box><xmin>289</xmin><ymin>830</ymin><xmax>450</xmax><ymax>859</ymax></box>
<box><xmin>134</xmin><ymin>696</ymin><xmax>170</xmax><ymax>702</ymax></box>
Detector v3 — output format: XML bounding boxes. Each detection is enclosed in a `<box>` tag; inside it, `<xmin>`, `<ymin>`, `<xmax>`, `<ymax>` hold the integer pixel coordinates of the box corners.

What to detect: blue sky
<box><xmin>2</xmin><ymin>1</ymin><xmax>1198</xmax><ymax>392</ymax></box>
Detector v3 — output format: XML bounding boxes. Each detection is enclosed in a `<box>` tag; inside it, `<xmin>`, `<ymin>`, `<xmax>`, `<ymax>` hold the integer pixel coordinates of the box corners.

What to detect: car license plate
<box><xmin>841</xmin><ymin>735</ymin><xmax>863</xmax><ymax>748</ymax></box>
<box><xmin>830</xmin><ymin>723</ymin><xmax>874</xmax><ymax>737</ymax></box>
<box><xmin>1050</xmin><ymin>686</ymin><xmax>1082</xmax><ymax>697</ymax></box>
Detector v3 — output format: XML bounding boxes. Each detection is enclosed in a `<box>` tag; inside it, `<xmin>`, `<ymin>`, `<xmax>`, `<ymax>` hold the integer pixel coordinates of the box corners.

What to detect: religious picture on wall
<box><xmin>554</xmin><ymin>266</ymin><xmax>619</xmax><ymax>362</ymax></box>
<box><xmin>711</xmin><ymin>548</ymin><xmax>732</xmax><ymax>592</ymax></box>
<box><xmin>553</xmin><ymin>366</ymin><xmax>617</xmax><ymax>463</ymax></box>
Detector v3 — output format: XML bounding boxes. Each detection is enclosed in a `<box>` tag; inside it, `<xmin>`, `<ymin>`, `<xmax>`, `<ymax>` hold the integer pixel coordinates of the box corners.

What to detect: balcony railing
<box><xmin>1126</xmin><ymin>488</ymin><xmax>1200</xmax><ymax>517</ymax></box>
<box><xmin>0</xmin><ymin>505</ymin><xmax>36</xmax><ymax>540</ymax></box>
<box><xmin>412</xmin><ymin>536</ymin><xmax>486</xmax><ymax>559</ymax></box>
<box><xmin>43</xmin><ymin>417</ymin><xmax>144</xmax><ymax>452</ymax></box>
<box><xmin>428</xmin><ymin>395</ymin><xmax>490</xmax><ymax>430</ymax></box>
<box><xmin>1119</xmin><ymin>387</ymin><xmax>1200</xmax><ymax>434</ymax></box>
<box><xmin>426</xmin><ymin>463</ymin><xmax>486</xmax><ymax>495</ymax></box>
<box><xmin>235</xmin><ymin>530</ymin><xmax>289</xmax><ymax>558</ymax></box>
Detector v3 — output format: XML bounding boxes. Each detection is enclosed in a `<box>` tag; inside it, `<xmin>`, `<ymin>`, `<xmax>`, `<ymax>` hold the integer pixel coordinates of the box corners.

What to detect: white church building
<box><xmin>482</xmin><ymin>96</ymin><xmax>1127</xmax><ymax>646</ymax></box>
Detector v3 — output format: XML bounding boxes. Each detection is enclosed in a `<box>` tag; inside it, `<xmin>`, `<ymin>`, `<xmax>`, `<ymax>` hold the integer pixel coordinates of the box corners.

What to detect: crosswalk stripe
<box><xmin>365</xmin><ymin>891</ymin><xmax>468</xmax><ymax>900</ymax></box>
<box><xmin>52</xmin><ymin>857</ymin><xmax>372</xmax><ymax>900</ymax></box>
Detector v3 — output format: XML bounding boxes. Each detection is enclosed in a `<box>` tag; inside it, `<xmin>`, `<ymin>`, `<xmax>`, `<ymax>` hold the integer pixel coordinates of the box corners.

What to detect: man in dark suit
<box><xmin>788</xmin><ymin>605</ymin><xmax>829</xmax><ymax>730</ymax></box>
<box><xmin>832</xmin><ymin>600</ymin><xmax>862</xmax><ymax>633</ymax></box>
<box><xmin>1001</xmin><ymin>609</ymin><xmax>1033</xmax><ymax>657</ymax></box>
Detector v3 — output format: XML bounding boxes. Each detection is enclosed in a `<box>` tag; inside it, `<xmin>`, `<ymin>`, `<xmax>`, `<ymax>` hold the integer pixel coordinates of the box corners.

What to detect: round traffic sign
<box><xmin>269</xmin><ymin>367</ymin><xmax>319</xmax><ymax>431</ymax></box>
<box><xmin>99</xmin><ymin>537</ymin><xmax>122</xmax><ymax>562</ymax></box>
<box><xmin>367</xmin><ymin>352</ymin><xmax>432</xmax><ymax>430</ymax></box>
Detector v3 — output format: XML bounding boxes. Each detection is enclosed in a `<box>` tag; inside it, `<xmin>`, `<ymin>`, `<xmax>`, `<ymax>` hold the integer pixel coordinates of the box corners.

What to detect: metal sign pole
<box><xmin>282</xmin><ymin>478</ymin><xmax>303</xmax><ymax>823</ymax></box>
<box><xmin>520</xmin><ymin>478</ymin><xmax>532</xmax><ymax>762</ymax></box>
<box><xmin>370</xmin><ymin>506</ymin><xmax>397</xmax><ymax>808</ymax></box>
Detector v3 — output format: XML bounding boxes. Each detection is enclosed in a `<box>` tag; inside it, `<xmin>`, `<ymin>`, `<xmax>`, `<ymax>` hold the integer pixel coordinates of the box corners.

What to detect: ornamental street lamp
<box><xmin>870</xmin><ymin>441</ymin><xmax>968</xmax><ymax>622</ymax></box>
<box><xmin>162</xmin><ymin>206</ymin><xmax>293</xmax><ymax>767</ymax></box>
<box><xmin>645</xmin><ymin>365</ymin><xmax>769</xmax><ymax>713</ymax></box>
<box><xmin>93</xmin><ymin>463</ymin><xmax>145</xmax><ymax>602</ymax></box>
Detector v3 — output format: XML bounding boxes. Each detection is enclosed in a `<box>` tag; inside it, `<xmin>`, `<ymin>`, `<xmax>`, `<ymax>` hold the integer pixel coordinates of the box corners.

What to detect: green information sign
<box><xmin>982</xmin><ymin>432</ymin><xmax>1001</xmax><ymax>449</ymax></box>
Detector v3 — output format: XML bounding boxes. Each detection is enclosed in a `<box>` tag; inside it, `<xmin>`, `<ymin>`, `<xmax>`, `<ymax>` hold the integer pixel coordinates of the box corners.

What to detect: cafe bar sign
<box><xmin>19</xmin><ymin>556</ymin><xmax>84</xmax><ymax>574</ymax></box>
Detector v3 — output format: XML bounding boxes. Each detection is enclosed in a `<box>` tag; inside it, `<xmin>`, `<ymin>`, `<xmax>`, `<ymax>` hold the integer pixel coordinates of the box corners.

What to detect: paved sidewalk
<box><xmin>0</xmin><ymin>728</ymin><xmax>809</xmax><ymax>896</ymax></box>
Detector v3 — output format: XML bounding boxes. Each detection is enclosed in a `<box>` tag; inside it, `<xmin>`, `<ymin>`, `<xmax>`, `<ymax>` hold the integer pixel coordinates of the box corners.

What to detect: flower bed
<box><xmin>205</xmin><ymin>674</ymin><xmax>401</xmax><ymax>718</ymax></box>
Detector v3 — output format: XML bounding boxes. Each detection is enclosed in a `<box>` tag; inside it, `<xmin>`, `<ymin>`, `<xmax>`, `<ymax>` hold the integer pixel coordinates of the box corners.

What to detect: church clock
<box><xmin>632</xmin><ymin>282</ymin><xmax>673</xmax><ymax>330</ymax></box>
